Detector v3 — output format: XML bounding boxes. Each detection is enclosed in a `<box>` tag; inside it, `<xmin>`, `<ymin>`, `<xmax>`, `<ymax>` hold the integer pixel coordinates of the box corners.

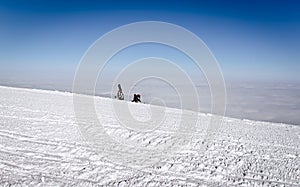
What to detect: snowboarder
<box><xmin>117</xmin><ymin>84</ymin><xmax>124</xmax><ymax>100</ymax></box>
<box><xmin>131</xmin><ymin>94</ymin><xmax>141</xmax><ymax>103</ymax></box>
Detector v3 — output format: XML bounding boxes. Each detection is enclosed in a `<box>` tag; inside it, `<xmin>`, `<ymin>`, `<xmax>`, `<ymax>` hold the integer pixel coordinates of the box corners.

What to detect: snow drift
<box><xmin>0</xmin><ymin>86</ymin><xmax>299</xmax><ymax>186</ymax></box>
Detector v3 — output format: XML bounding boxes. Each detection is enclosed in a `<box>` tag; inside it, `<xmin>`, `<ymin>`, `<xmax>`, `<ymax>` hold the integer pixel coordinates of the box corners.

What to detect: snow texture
<box><xmin>0</xmin><ymin>86</ymin><xmax>299</xmax><ymax>186</ymax></box>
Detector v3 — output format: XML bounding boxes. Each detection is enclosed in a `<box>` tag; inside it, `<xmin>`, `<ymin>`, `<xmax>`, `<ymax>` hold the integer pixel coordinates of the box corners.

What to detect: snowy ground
<box><xmin>0</xmin><ymin>86</ymin><xmax>299</xmax><ymax>186</ymax></box>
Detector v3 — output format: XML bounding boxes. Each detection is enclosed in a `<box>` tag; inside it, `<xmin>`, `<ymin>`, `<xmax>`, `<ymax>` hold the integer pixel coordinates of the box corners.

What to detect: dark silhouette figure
<box><xmin>132</xmin><ymin>94</ymin><xmax>141</xmax><ymax>103</ymax></box>
<box><xmin>117</xmin><ymin>84</ymin><xmax>124</xmax><ymax>100</ymax></box>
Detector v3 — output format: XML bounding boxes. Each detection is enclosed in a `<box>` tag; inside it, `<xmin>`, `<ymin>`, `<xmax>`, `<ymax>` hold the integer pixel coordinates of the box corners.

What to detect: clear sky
<box><xmin>0</xmin><ymin>0</ymin><xmax>299</xmax><ymax>83</ymax></box>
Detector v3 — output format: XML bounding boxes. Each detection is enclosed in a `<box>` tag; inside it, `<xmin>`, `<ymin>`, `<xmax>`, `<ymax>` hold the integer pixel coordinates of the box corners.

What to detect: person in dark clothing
<box><xmin>117</xmin><ymin>84</ymin><xmax>124</xmax><ymax>100</ymax></box>
<box><xmin>132</xmin><ymin>94</ymin><xmax>141</xmax><ymax>103</ymax></box>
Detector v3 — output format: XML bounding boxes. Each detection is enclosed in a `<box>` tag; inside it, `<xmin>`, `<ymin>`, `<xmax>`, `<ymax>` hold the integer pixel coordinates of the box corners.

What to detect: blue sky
<box><xmin>0</xmin><ymin>0</ymin><xmax>299</xmax><ymax>83</ymax></box>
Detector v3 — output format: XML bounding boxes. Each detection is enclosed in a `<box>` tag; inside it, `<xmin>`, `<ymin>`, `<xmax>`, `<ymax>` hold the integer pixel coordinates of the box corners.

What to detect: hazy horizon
<box><xmin>1</xmin><ymin>78</ymin><xmax>300</xmax><ymax>126</ymax></box>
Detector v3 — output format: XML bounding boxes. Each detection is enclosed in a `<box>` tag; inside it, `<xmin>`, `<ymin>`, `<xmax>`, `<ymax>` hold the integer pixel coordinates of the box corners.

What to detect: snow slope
<box><xmin>0</xmin><ymin>86</ymin><xmax>299</xmax><ymax>186</ymax></box>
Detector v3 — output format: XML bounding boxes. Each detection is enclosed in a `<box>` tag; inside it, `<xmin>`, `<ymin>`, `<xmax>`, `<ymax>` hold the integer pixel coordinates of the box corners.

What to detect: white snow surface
<box><xmin>0</xmin><ymin>86</ymin><xmax>299</xmax><ymax>186</ymax></box>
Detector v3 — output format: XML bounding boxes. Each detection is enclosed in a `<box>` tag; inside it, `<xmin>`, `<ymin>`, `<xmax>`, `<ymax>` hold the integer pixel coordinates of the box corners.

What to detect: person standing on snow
<box><xmin>117</xmin><ymin>84</ymin><xmax>124</xmax><ymax>100</ymax></box>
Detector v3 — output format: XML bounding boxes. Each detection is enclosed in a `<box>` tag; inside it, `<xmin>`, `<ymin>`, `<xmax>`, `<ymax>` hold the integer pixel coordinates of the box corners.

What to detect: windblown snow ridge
<box><xmin>0</xmin><ymin>85</ymin><xmax>299</xmax><ymax>186</ymax></box>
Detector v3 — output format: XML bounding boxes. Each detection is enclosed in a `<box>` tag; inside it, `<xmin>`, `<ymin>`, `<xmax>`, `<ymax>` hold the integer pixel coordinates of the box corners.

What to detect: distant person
<box><xmin>132</xmin><ymin>94</ymin><xmax>141</xmax><ymax>103</ymax></box>
<box><xmin>117</xmin><ymin>84</ymin><xmax>124</xmax><ymax>100</ymax></box>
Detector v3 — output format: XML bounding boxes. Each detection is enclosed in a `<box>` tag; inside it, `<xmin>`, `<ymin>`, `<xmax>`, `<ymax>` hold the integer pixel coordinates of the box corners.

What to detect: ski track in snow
<box><xmin>0</xmin><ymin>86</ymin><xmax>299</xmax><ymax>186</ymax></box>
